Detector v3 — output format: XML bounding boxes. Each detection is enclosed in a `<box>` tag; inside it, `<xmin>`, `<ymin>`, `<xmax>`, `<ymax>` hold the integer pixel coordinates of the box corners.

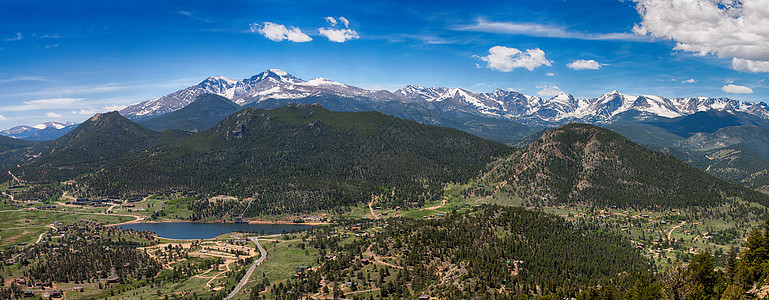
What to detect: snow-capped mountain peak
<box><xmin>118</xmin><ymin>69</ymin><xmax>769</xmax><ymax>125</ymax></box>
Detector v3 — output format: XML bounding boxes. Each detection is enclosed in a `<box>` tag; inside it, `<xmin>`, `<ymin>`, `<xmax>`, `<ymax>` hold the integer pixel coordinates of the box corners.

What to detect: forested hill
<box><xmin>11</xmin><ymin>112</ymin><xmax>188</xmax><ymax>182</ymax></box>
<box><xmin>492</xmin><ymin>124</ymin><xmax>769</xmax><ymax>209</ymax></box>
<box><xmin>81</xmin><ymin>104</ymin><xmax>513</xmax><ymax>214</ymax></box>
<box><xmin>139</xmin><ymin>93</ymin><xmax>242</xmax><ymax>132</ymax></box>
<box><xmin>0</xmin><ymin>135</ymin><xmax>36</xmax><ymax>169</ymax></box>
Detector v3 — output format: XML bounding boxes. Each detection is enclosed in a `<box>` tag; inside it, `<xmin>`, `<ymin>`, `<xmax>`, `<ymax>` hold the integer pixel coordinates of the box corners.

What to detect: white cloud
<box><xmin>455</xmin><ymin>19</ymin><xmax>648</xmax><ymax>41</ymax></box>
<box><xmin>545</xmin><ymin>72</ymin><xmax>555</xmax><ymax>77</ymax></box>
<box><xmin>5</xmin><ymin>32</ymin><xmax>22</xmax><ymax>41</ymax></box>
<box><xmin>46</xmin><ymin>112</ymin><xmax>63</xmax><ymax>118</ymax></box>
<box><xmin>318</xmin><ymin>28</ymin><xmax>359</xmax><ymax>43</ymax></box>
<box><xmin>566</xmin><ymin>59</ymin><xmax>603</xmax><ymax>70</ymax></box>
<box><xmin>475</xmin><ymin>46</ymin><xmax>552</xmax><ymax>72</ymax></box>
<box><xmin>0</xmin><ymin>76</ymin><xmax>48</xmax><ymax>84</ymax></box>
<box><xmin>0</xmin><ymin>97</ymin><xmax>85</xmax><ymax>111</ymax></box>
<box><xmin>632</xmin><ymin>0</ymin><xmax>769</xmax><ymax>72</ymax></box>
<box><xmin>251</xmin><ymin>22</ymin><xmax>312</xmax><ymax>42</ymax></box>
<box><xmin>74</xmin><ymin>109</ymin><xmax>98</xmax><ymax>115</ymax></box>
<box><xmin>103</xmin><ymin>104</ymin><xmax>127</xmax><ymax>111</ymax></box>
<box><xmin>682</xmin><ymin>78</ymin><xmax>697</xmax><ymax>83</ymax></box>
<box><xmin>339</xmin><ymin>17</ymin><xmax>350</xmax><ymax>28</ymax></box>
<box><xmin>318</xmin><ymin>17</ymin><xmax>358</xmax><ymax>43</ymax></box>
<box><xmin>45</xmin><ymin>44</ymin><xmax>58</xmax><ymax>48</ymax></box>
<box><xmin>536</xmin><ymin>85</ymin><xmax>564</xmax><ymax>97</ymax></box>
<box><xmin>721</xmin><ymin>84</ymin><xmax>754</xmax><ymax>94</ymax></box>
<box><xmin>732</xmin><ymin>58</ymin><xmax>769</xmax><ymax>73</ymax></box>
<box><xmin>0</xmin><ymin>115</ymin><xmax>6</xmax><ymax>121</ymax></box>
<box><xmin>73</xmin><ymin>105</ymin><xmax>127</xmax><ymax>115</ymax></box>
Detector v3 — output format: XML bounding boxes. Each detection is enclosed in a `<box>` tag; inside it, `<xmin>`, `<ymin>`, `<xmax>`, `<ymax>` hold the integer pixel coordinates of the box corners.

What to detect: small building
<box><xmin>418</xmin><ymin>295</ymin><xmax>431</xmax><ymax>300</ymax></box>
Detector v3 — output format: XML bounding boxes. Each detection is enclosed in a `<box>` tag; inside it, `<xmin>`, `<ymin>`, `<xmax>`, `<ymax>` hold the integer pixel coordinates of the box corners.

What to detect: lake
<box><xmin>118</xmin><ymin>222</ymin><xmax>313</xmax><ymax>240</ymax></box>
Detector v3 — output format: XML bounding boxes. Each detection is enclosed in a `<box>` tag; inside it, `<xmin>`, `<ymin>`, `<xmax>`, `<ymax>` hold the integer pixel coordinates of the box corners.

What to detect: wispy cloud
<box><xmin>682</xmin><ymin>78</ymin><xmax>696</xmax><ymax>83</ymax></box>
<box><xmin>0</xmin><ymin>76</ymin><xmax>49</xmax><ymax>84</ymax></box>
<box><xmin>178</xmin><ymin>10</ymin><xmax>211</xmax><ymax>23</ymax></box>
<box><xmin>0</xmin><ymin>97</ymin><xmax>85</xmax><ymax>111</ymax></box>
<box><xmin>46</xmin><ymin>112</ymin><xmax>63</xmax><ymax>118</ymax></box>
<box><xmin>72</xmin><ymin>104</ymin><xmax>126</xmax><ymax>115</ymax></box>
<box><xmin>0</xmin><ymin>115</ymin><xmax>6</xmax><ymax>121</ymax></box>
<box><xmin>474</xmin><ymin>46</ymin><xmax>552</xmax><ymax>72</ymax></box>
<box><xmin>454</xmin><ymin>19</ymin><xmax>648</xmax><ymax>41</ymax></box>
<box><xmin>5</xmin><ymin>32</ymin><xmax>22</xmax><ymax>41</ymax></box>
<box><xmin>251</xmin><ymin>22</ymin><xmax>312</xmax><ymax>42</ymax></box>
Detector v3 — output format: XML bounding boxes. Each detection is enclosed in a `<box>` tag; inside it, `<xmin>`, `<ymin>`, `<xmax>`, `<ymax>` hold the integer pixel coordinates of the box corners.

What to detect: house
<box><xmin>418</xmin><ymin>295</ymin><xmax>431</xmax><ymax>300</ymax></box>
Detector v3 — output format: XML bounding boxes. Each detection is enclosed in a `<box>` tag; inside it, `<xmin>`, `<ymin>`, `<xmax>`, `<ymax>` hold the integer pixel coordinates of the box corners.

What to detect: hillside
<box><xmin>0</xmin><ymin>135</ymin><xmax>36</xmax><ymax>169</ymax></box>
<box><xmin>11</xmin><ymin>112</ymin><xmax>188</xmax><ymax>182</ymax></box>
<box><xmin>140</xmin><ymin>93</ymin><xmax>242</xmax><ymax>132</ymax></box>
<box><xmin>490</xmin><ymin>124</ymin><xmax>769</xmax><ymax>209</ymax></box>
<box><xmin>81</xmin><ymin>104</ymin><xmax>513</xmax><ymax>215</ymax></box>
<box><xmin>290</xmin><ymin>205</ymin><xmax>650</xmax><ymax>298</ymax></box>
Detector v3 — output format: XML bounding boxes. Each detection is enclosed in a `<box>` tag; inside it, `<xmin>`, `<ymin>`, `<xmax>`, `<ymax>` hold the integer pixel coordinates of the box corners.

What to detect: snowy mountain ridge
<box><xmin>119</xmin><ymin>69</ymin><xmax>769</xmax><ymax>125</ymax></box>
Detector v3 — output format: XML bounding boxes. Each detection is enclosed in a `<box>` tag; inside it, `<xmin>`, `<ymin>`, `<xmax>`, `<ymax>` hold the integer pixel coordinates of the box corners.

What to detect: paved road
<box><xmin>224</xmin><ymin>237</ymin><xmax>266</xmax><ymax>300</ymax></box>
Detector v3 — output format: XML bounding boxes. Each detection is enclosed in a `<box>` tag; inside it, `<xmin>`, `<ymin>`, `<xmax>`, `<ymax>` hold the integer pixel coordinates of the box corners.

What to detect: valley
<box><xmin>2</xmin><ymin>85</ymin><xmax>769</xmax><ymax>298</ymax></box>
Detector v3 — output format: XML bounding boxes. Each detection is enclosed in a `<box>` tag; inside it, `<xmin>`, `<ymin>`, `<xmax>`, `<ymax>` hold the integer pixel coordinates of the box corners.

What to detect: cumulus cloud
<box><xmin>318</xmin><ymin>17</ymin><xmax>359</xmax><ymax>42</ymax></box>
<box><xmin>545</xmin><ymin>72</ymin><xmax>555</xmax><ymax>77</ymax></box>
<box><xmin>732</xmin><ymin>58</ymin><xmax>769</xmax><ymax>73</ymax></box>
<box><xmin>318</xmin><ymin>28</ymin><xmax>359</xmax><ymax>42</ymax></box>
<box><xmin>721</xmin><ymin>84</ymin><xmax>753</xmax><ymax>94</ymax></box>
<box><xmin>251</xmin><ymin>22</ymin><xmax>312</xmax><ymax>42</ymax></box>
<box><xmin>632</xmin><ymin>0</ymin><xmax>769</xmax><ymax>72</ymax></box>
<box><xmin>682</xmin><ymin>78</ymin><xmax>697</xmax><ymax>83</ymax></box>
<box><xmin>566</xmin><ymin>59</ymin><xmax>603</xmax><ymax>70</ymax></box>
<box><xmin>536</xmin><ymin>85</ymin><xmax>564</xmax><ymax>97</ymax></box>
<box><xmin>475</xmin><ymin>46</ymin><xmax>552</xmax><ymax>72</ymax></box>
<box><xmin>46</xmin><ymin>112</ymin><xmax>63</xmax><ymax>118</ymax></box>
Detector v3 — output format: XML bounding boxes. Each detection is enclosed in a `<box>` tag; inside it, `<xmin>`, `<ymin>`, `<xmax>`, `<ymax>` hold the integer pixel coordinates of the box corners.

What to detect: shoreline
<box><xmin>107</xmin><ymin>218</ymin><xmax>329</xmax><ymax>227</ymax></box>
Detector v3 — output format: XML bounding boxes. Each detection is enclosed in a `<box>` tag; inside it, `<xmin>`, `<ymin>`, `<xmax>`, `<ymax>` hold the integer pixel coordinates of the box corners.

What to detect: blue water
<box><xmin>118</xmin><ymin>222</ymin><xmax>313</xmax><ymax>240</ymax></box>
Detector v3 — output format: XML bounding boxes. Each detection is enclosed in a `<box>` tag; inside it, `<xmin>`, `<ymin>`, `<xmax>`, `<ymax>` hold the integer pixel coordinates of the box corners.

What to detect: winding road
<box><xmin>224</xmin><ymin>237</ymin><xmax>266</xmax><ymax>300</ymax></box>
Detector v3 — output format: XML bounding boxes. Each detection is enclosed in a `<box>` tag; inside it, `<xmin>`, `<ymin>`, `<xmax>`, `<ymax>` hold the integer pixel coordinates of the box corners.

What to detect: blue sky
<box><xmin>1</xmin><ymin>0</ymin><xmax>769</xmax><ymax>129</ymax></box>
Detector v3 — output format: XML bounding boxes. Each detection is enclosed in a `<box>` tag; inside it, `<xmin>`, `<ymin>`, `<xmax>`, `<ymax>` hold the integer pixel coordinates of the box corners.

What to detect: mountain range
<box><xmin>0</xmin><ymin>122</ymin><xmax>77</xmax><ymax>141</ymax></box>
<box><xmin>120</xmin><ymin>69</ymin><xmax>769</xmax><ymax>126</ymax></box>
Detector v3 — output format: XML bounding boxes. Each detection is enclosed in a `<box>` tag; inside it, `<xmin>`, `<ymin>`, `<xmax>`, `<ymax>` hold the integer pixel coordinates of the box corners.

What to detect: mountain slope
<box><xmin>491</xmin><ymin>124</ymin><xmax>769</xmax><ymax>208</ymax></box>
<box><xmin>0</xmin><ymin>135</ymin><xmax>36</xmax><ymax>169</ymax></box>
<box><xmin>12</xmin><ymin>112</ymin><xmax>187</xmax><ymax>182</ymax></box>
<box><xmin>139</xmin><ymin>94</ymin><xmax>241</xmax><ymax>132</ymax></box>
<box><xmin>83</xmin><ymin>104</ymin><xmax>513</xmax><ymax>215</ymax></box>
